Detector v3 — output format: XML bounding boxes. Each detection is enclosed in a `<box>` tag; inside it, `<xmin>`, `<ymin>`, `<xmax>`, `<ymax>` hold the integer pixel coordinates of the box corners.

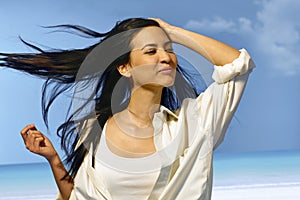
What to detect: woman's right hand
<box><xmin>21</xmin><ymin>124</ymin><xmax>74</xmax><ymax>199</ymax></box>
<box><xmin>20</xmin><ymin>124</ymin><xmax>58</xmax><ymax>162</ymax></box>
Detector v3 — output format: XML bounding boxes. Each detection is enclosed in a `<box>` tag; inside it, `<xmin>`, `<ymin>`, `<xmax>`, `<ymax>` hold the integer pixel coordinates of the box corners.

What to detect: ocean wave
<box><xmin>0</xmin><ymin>194</ymin><xmax>56</xmax><ymax>200</ymax></box>
<box><xmin>214</xmin><ymin>181</ymin><xmax>300</xmax><ymax>190</ymax></box>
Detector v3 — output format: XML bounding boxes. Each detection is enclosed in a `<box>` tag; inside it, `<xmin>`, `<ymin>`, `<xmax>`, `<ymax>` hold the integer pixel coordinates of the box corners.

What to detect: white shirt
<box><xmin>57</xmin><ymin>49</ymin><xmax>255</xmax><ymax>200</ymax></box>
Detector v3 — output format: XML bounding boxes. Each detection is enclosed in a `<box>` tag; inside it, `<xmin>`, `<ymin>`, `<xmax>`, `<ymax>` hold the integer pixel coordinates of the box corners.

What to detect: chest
<box><xmin>105</xmin><ymin>118</ymin><xmax>156</xmax><ymax>158</ymax></box>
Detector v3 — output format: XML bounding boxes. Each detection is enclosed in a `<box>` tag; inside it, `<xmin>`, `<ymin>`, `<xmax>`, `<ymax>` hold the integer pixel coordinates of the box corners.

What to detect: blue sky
<box><xmin>0</xmin><ymin>0</ymin><xmax>299</xmax><ymax>165</ymax></box>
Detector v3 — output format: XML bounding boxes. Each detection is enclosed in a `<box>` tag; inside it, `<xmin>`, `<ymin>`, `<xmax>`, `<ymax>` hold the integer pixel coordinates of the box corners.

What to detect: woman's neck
<box><xmin>109</xmin><ymin>85</ymin><xmax>162</xmax><ymax>140</ymax></box>
<box><xmin>127</xmin><ymin>85</ymin><xmax>162</xmax><ymax>124</ymax></box>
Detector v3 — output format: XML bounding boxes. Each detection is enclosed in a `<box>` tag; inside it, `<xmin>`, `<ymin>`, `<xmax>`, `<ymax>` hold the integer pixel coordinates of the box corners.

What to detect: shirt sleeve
<box><xmin>195</xmin><ymin>49</ymin><xmax>255</xmax><ymax>149</ymax></box>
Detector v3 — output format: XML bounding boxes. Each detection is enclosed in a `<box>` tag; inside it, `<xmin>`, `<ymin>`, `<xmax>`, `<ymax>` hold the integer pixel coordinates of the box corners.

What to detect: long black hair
<box><xmin>0</xmin><ymin>18</ymin><xmax>206</xmax><ymax>180</ymax></box>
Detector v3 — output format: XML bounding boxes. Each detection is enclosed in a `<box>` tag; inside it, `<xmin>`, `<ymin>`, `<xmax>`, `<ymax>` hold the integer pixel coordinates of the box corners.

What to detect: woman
<box><xmin>2</xmin><ymin>18</ymin><xmax>254</xmax><ymax>199</ymax></box>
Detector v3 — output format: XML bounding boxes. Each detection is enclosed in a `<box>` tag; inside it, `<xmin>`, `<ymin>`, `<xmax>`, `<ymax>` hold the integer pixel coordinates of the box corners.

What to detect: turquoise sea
<box><xmin>1</xmin><ymin>150</ymin><xmax>300</xmax><ymax>199</ymax></box>
<box><xmin>213</xmin><ymin>150</ymin><xmax>300</xmax><ymax>189</ymax></box>
<box><xmin>0</xmin><ymin>162</ymin><xmax>57</xmax><ymax>199</ymax></box>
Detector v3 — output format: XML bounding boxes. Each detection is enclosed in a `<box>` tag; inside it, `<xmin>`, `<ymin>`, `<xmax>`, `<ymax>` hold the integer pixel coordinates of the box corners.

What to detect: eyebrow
<box><xmin>141</xmin><ymin>41</ymin><xmax>172</xmax><ymax>50</ymax></box>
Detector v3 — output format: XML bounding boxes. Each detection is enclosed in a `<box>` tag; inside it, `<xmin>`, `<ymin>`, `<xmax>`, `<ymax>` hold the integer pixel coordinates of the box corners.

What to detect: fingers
<box><xmin>20</xmin><ymin>124</ymin><xmax>37</xmax><ymax>140</ymax></box>
<box><xmin>149</xmin><ymin>18</ymin><xmax>169</xmax><ymax>27</ymax></box>
<box><xmin>20</xmin><ymin>124</ymin><xmax>45</xmax><ymax>153</ymax></box>
<box><xmin>33</xmin><ymin>136</ymin><xmax>45</xmax><ymax>149</ymax></box>
<box><xmin>20</xmin><ymin>124</ymin><xmax>57</xmax><ymax>161</ymax></box>
<box><xmin>149</xmin><ymin>18</ymin><xmax>164</xmax><ymax>26</ymax></box>
<box><xmin>24</xmin><ymin>130</ymin><xmax>45</xmax><ymax>152</ymax></box>
<box><xmin>149</xmin><ymin>17</ymin><xmax>162</xmax><ymax>21</ymax></box>
<box><xmin>149</xmin><ymin>18</ymin><xmax>175</xmax><ymax>36</ymax></box>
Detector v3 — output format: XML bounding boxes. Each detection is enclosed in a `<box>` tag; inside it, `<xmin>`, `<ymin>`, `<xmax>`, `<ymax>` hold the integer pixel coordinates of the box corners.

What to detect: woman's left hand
<box><xmin>149</xmin><ymin>18</ymin><xmax>175</xmax><ymax>33</ymax></box>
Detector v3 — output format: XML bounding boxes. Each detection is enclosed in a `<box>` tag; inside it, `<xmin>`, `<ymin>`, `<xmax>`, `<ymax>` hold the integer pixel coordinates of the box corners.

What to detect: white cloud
<box><xmin>185</xmin><ymin>17</ymin><xmax>238</xmax><ymax>33</ymax></box>
<box><xmin>255</xmin><ymin>0</ymin><xmax>300</xmax><ymax>75</ymax></box>
<box><xmin>184</xmin><ymin>0</ymin><xmax>300</xmax><ymax>76</ymax></box>
<box><xmin>185</xmin><ymin>16</ymin><xmax>254</xmax><ymax>34</ymax></box>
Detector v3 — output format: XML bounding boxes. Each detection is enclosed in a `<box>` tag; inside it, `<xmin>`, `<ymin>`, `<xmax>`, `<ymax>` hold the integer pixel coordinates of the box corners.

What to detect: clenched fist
<box><xmin>20</xmin><ymin>124</ymin><xmax>58</xmax><ymax>162</ymax></box>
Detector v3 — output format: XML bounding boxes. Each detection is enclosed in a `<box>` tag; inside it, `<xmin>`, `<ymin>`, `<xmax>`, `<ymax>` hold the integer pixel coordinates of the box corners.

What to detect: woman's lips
<box><xmin>159</xmin><ymin>67</ymin><xmax>174</xmax><ymax>74</ymax></box>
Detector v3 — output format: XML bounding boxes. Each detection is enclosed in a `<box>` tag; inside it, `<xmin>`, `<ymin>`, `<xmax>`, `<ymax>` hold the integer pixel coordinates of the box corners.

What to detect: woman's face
<box><xmin>124</xmin><ymin>26</ymin><xmax>178</xmax><ymax>89</ymax></box>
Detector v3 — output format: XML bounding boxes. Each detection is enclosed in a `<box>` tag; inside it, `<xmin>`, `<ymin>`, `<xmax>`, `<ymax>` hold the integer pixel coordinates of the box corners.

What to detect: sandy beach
<box><xmin>212</xmin><ymin>182</ymin><xmax>300</xmax><ymax>200</ymax></box>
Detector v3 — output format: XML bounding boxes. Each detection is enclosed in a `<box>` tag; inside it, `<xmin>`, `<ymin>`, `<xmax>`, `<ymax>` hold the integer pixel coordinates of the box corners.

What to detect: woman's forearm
<box><xmin>169</xmin><ymin>26</ymin><xmax>240</xmax><ymax>65</ymax></box>
<box><xmin>48</xmin><ymin>154</ymin><xmax>74</xmax><ymax>200</ymax></box>
<box><xmin>164</xmin><ymin>24</ymin><xmax>240</xmax><ymax>66</ymax></box>
<box><xmin>20</xmin><ymin>125</ymin><xmax>74</xmax><ymax>199</ymax></box>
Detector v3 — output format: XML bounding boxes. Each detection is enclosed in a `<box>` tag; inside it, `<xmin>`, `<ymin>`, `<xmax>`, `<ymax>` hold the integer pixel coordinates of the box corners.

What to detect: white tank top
<box><xmin>94</xmin><ymin>124</ymin><xmax>161</xmax><ymax>199</ymax></box>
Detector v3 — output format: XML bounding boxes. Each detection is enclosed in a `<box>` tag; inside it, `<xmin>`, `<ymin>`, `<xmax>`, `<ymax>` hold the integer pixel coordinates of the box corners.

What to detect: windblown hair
<box><xmin>0</xmin><ymin>18</ymin><xmax>206</xmax><ymax>180</ymax></box>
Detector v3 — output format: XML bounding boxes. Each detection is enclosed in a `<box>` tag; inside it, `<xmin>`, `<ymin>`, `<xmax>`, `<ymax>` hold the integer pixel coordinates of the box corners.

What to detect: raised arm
<box><xmin>152</xmin><ymin>18</ymin><xmax>255</xmax><ymax>149</ymax></box>
<box><xmin>151</xmin><ymin>18</ymin><xmax>240</xmax><ymax>66</ymax></box>
<box><xmin>20</xmin><ymin>124</ymin><xmax>73</xmax><ymax>200</ymax></box>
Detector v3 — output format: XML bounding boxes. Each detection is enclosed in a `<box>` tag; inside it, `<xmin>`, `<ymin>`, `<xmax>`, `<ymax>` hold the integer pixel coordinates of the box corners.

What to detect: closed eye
<box><xmin>145</xmin><ymin>49</ymin><xmax>157</xmax><ymax>55</ymax></box>
<box><xmin>145</xmin><ymin>48</ymin><xmax>174</xmax><ymax>55</ymax></box>
<box><xmin>165</xmin><ymin>48</ymin><xmax>174</xmax><ymax>53</ymax></box>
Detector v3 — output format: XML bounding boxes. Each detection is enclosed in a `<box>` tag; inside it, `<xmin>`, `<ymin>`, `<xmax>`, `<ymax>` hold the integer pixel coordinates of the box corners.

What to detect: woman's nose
<box><xmin>158</xmin><ymin>49</ymin><xmax>171</xmax><ymax>64</ymax></box>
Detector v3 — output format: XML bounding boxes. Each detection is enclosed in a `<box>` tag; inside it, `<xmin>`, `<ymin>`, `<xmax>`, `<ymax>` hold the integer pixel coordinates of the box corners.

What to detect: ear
<box><xmin>117</xmin><ymin>63</ymin><xmax>131</xmax><ymax>78</ymax></box>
